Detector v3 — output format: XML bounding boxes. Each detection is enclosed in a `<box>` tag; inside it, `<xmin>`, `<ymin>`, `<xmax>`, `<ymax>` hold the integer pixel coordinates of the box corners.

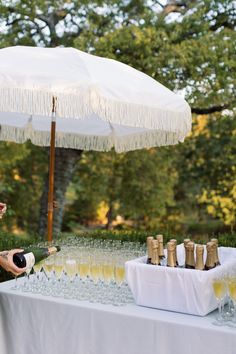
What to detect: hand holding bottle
<box><xmin>0</xmin><ymin>203</ymin><xmax>7</xmax><ymax>219</ymax></box>
<box><xmin>0</xmin><ymin>249</ymin><xmax>26</xmax><ymax>275</ymax></box>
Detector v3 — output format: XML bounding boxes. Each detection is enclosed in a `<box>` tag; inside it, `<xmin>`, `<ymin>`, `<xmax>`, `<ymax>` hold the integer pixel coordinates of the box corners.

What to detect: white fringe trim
<box><xmin>0</xmin><ymin>87</ymin><xmax>191</xmax><ymax>135</ymax></box>
<box><xmin>0</xmin><ymin>123</ymin><xmax>185</xmax><ymax>152</ymax></box>
<box><xmin>114</xmin><ymin>130</ymin><xmax>185</xmax><ymax>152</ymax></box>
<box><xmin>0</xmin><ymin>88</ymin><xmax>93</xmax><ymax>120</ymax></box>
<box><xmin>93</xmin><ymin>92</ymin><xmax>192</xmax><ymax>136</ymax></box>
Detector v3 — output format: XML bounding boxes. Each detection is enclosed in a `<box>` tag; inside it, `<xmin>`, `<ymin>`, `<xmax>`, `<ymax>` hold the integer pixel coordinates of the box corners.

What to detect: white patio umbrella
<box><xmin>0</xmin><ymin>46</ymin><xmax>191</xmax><ymax>241</ymax></box>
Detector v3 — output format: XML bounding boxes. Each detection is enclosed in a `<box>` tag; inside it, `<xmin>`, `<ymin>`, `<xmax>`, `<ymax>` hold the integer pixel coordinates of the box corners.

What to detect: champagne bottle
<box><xmin>156</xmin><ymin>234</ymin><xmax>165</xmax><ymax>260</ymax></box>
<box><xmin>146</xmin><ymin>236</ymin><xmax>154</xmax><ymax>264</ymax></box>
<box><xmin>185</xmin><ymin>241</ymin><xmax>195</xmax><ymax>269</ymax></box>
<box><xmin>195</xmin><ymin>244</ymin><xmax>204</xmax><ymax>270</ymax></box>
<box><xmin>184</xmin><ymin>239</ymin><xmax>190</xmax><ymax>268</ymax></box>
<box><xmin>204</xmin><ymin>242</ymin><xmax>216</xmax><ymax>270</ymax></box>
<box><xmin>151</xmin><ymin>240</ymin><xmax>160</xmax><ymax>265</ymax></box>
<box><xmin>167</xmin><ymin>241</ymin><xmax>176</xmax><ymax>267</ymax></box>
<box><xmin>170</xmin><ymin>239</ymin><xmax>178</xmax><ymax>266</ymax></box>
<box><xmin>13</xmin><ymin>246</ymin><xmax>61</xmax><ymax>269</ymax></box>
<box><xmin>211</xmin><ymin>238</ymin><xmax>221</xmax><ymax>266</ymax></box>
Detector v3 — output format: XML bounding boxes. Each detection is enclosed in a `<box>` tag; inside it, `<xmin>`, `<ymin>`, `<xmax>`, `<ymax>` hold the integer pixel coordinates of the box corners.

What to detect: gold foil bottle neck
<box><xmin>206</xmin><ymin>241</ymin><xmax>214</xmax><ymax>252</ymax></box>
<box><xmin>170</xmin><ymin>239</ymin><xmax>178</xmax><ymax>266</ymax></box>
<box><xmin>152</xmin><ymin>240</ymin><xmax>159</xmax><ymax>248</ymax></box>
<box><xmin>151</xmin><ymin>240</ymin><xmax>160</xmax><ymax>265</ymax></box>
<box><xmin>156</xmin><ymin>234</ymin><xmax>165</xmax><ymax>259</ymax></box>
<box><xmin>186</xmin><ymin>241</ymin><xmax>195</xmax><ymax>250</ymax></box>
<box><xmin>184</xmin><ymin>239</ymin><xmax>190</xmax><ymax>248</ymax></box>
<box><xmin>167</xmin><ymin>241</ymin><xmax>176</xmax><ymax>267</ymax></box>
<box><xmin>167</xmin><ymin>241</ymin><xmax>175</xmax><ymax>252</ymax></box>
<box><xmin>196</xmin><ymin>244</ymin><xmax>204</xmax><ymax>253</ymax></box>
<box><xmin>211</xmin><ymin>238</ymin><xmax>218</xmax><ymax>245</ymax></box>
<box><xmin>211</xmin><ymin>238</ymin><xmax>221</xmax><ymax>266</ymax></box>
<box><xmin>195</xmin><ymin>244</ymin><xmax>204</xmax><ymax>270</ymax></box>
<box><xmin>48</xmin><ymin>246</ymin><xmax>60</xmax><ymax>254</ymax></box>
<box><xmin>205</xmin><ymin>242</ymin><xmax>215</xmax><ymax>270</ymax></box>
<box><xmin>146</xmin><ymin>236</ymin><xmax>154</xmax><ymax>264</ymax></box>
<box><xmin>185</xmin><ymin>241</ymin><xmax>195</xmax><ymax>269</ymax></box>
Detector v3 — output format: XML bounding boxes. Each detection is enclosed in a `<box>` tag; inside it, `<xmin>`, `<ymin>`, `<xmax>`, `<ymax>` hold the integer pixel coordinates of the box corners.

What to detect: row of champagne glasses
<box><xmin>35</xmin><ymin>251</ymin><xmax>127</xmax><ymax>284</ymax></box>
<box><xmin>212</xmin><ymin>270</ymin><xmax>236</xmax><ymax>326</ymax></box>
<box><xmin>16</xmin><ymin>236</ymin><xmax>143</xmax><ymax>306</ymax></box>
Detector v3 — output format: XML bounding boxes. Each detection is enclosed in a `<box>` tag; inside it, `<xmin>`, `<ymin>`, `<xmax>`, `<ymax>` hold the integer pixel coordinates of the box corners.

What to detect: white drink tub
<box><xmin>125</xmin><ymin>244</ymin><xmax>236</xmax><ymax>316</ymax></box>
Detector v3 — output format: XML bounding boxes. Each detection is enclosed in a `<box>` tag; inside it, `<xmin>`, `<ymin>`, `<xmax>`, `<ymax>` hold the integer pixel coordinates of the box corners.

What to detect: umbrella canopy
<box><xmin>0</xmin><ymin>46</ymin><xmax>191</xmax><ymax>240</ymax></box>
<box><xmin>0</xmin><ymin>46</ymin><xmax>191</xmax><ymax>152</ymax></box>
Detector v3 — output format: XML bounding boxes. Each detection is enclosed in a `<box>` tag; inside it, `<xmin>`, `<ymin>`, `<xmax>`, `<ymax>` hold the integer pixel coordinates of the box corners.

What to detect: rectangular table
<box><xmin>0</xmin><ymin>279</ymin><xmax>235</xmax><ymax>354</ymax></box>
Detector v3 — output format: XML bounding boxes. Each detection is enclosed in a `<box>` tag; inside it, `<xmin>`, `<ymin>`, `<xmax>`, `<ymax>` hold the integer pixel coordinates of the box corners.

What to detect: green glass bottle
<box><xmin>13</xmin><ymin>246</ymin><xmax>61</xmax><ymax>269</ymax></box>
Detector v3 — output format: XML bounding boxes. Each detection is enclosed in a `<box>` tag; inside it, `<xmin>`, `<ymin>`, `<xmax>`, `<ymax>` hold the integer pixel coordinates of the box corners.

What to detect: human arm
<box><xmin>0</xmin><ymin>203</ymin><xmax>7</xmax><ymax>219</ymax></box>
<box><xmin>0</xmin><ymin>249</ymin><xmax>26</xmax><ymax>276</ymax></box>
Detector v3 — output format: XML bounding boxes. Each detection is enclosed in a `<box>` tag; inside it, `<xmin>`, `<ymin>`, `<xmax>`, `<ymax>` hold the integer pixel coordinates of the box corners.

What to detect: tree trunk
<box><xmin>38</xmin><ymin>148</ymin><xmax>83</xmax><ymax>239</ymax></box>
<box><xmin>105</xmin><ymin>204</ymin><xmax>113</xmax><ymax>230</ymax></box>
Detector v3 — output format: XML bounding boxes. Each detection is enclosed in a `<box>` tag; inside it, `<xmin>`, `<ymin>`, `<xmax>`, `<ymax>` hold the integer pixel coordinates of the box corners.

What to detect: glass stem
<box><xmin>14</xmin><ymin>276</ymin><xmax>18</xmax><ymax>289</ymax></box>
<box><xmin>218</xmin><ymin>299</ymin><xmax>223</xmax><ymax>320</ymax></box>
<box><xmin>233</xmin><ymin>301</ymin><xmax>236</xmax><ymax>323</ymax></box>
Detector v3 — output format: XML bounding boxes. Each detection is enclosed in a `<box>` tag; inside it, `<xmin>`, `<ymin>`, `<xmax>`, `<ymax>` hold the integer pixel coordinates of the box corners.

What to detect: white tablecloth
<box><xmin>0</xmin><ymin>279</ymin><xmax>235</xmax><ymax>354</ymax></box>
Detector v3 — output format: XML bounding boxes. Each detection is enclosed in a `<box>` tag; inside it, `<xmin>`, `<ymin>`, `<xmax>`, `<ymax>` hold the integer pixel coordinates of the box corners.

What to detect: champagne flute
<box><xmin>65</xmin><ymin>258</ymin><xmax>77</xmax><ymax>281</ymax></box>
<box><xmin>23</xmin><ymin>266</ymin><xmax>34</xmax><ymax>292</ymax></box>
<box><xmin>43</xmin><ymin>257</ymin><xmax>54</xmax><ymax>278</ymax></box>
<box><xmin>115</xmin><ymin>261</ymin><xmax>125</xmax><ymax>286</ymax></box>
<box><xmin>90</xmin><ymin>255</ymin><xmax>101</xmax><ymax>283</ymax></box>
<box><xmin>41</xmin><ymin>257</ymin><xmax>55</xmax><ymax>295</ymax></box>
<box><xmin>103</xmin><ymin>258</ymin><xmax>115</xmax><ymax>284</ymax></box>
<box><xmin>33</xmin><ymin>261</ymin><xmax>43</xmax><ymax>277</ymax></box>
<box><xmin>11</xmin><ymin>274</ymin><xmax>19</xmax><ymax>290</ymax></box>
<box><xmin>64</xmin><ymin>257</ymin><xmax>77</xmax><ymax>299</ymax></box>
<box><xmin>54</xmin><ymin>256</ymin><xmax>64</xmax><ymax>280</ymax></box>
<box><xmin>227</xmin><ymin>277</ymin><xmax>236</xmax><ymax>326</ymax></box>
<box><xmin>212</xmin><ymin>276</ymin><xmax>227</xmax><ymax>325</ymax></box>
<box><xmin>29</xmin><ymin>261</ymin><xmax>44</xmax><ymax>293</ymax></box>
<box><xmin>222</xmin><ymin>273</ymin><xmax>234</xmax><ymax>321</ymax></box>
<box><xmin>79</xmin><ymin>255</ymin><xmax>90</xmax><ymax>280</ymax></box>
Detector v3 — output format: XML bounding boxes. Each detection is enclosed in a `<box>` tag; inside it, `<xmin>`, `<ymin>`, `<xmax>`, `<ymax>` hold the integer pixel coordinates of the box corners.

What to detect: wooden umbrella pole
<box><xmin>47</xmin><ymin>96</ymin><xmax>57</xmax><ymax>242</ymax></box>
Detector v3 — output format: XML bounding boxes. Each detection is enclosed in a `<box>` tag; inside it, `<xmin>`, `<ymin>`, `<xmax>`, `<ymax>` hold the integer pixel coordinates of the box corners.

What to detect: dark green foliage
<box><xmin>0</xmin><ymin>0</ymin><xmax>235</xmax><ymax>235</ymax></box>
<box><xmin>0</xmin><ymin>141</ymin><xmax>48</xmax><ymax>233</ymax></box>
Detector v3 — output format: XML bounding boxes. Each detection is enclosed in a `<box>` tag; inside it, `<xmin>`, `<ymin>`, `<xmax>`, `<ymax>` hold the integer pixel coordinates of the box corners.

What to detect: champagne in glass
<box><xmin>65</xmin><ymin>259</ymin><xmax>77</xmax><ymax>280</ymax></box>
<box><xmin>115</xmin><ymin>257</ymin><xmax>125</xmax><ymax>285</ymax></box>
<box><xmin>91</xmin><ymin>264</ymin><xmax>100</xmax><ymax>282</ymax></box>
<box><xmin>103</xmin><ymin>263</ymin><xmax>115</xmax><ymax>282</ymax></box>
<box><xmin>33</xmin><ymin>261</ymin><xmax>43</xmax><ymax>273</ymax></box>
<box><xmin>115</xmin><ymin>265</ymin><xmax>125</xmax><ymax>285</ymax></box>
<box><xmin>43</xmin><ymin>257</ymin><xmax>54</xmax><ymax>278</ymax></box>
<box><xmin>228</xmin><ymin>280</ymin><xmax>236</xmax><ymax>302</ymax></box>
<box><xmin>79</xmin><ymin>257</ymin><xmax>91</xmax><ymax>279</ymax></box>
<box><xmin>228</xmin><ymin>278</ymin><xmax>236</xmax><ymax>324</ymax></box>
<box><xmin>212</xmin><ymin>277</ymin><xmax>227</xmax><ymax>325</ymax></box>
<box><xmin>33</xmin><ymin>261</ymin><xmax>44</xmax><ymax>285</ymax></box>
<box><xmin>213</xmin><ymin>279</ymin><xmax>226</xmax><ymax>299</ymax></box>
<box><xmin>54</xmin><ymin>256</ymin><xmax>64</xmax><ymax>279</ymax></box>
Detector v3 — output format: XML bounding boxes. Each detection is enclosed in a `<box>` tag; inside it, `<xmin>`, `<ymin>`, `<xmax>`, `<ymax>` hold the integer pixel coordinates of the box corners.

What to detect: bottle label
<box><xmin>48</xmin><ymin>247</ymin><xmax>58</xmax><ymax>255</ymax></box>
<box><xmin>24</xmin><ymin>252</ymin><xmax>35</xmax><ymax>269</ymax></box>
